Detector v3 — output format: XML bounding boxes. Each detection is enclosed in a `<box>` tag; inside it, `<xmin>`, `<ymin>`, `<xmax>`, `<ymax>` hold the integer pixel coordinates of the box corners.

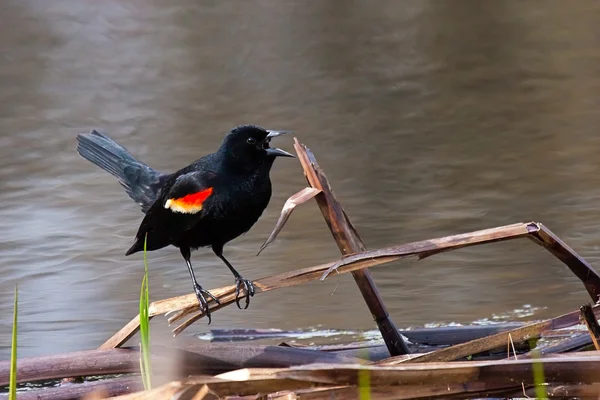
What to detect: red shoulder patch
<box><xmin>164</xmin><ymin>187</ymin><xmax>214</xmax><ymax>214</ymax></box>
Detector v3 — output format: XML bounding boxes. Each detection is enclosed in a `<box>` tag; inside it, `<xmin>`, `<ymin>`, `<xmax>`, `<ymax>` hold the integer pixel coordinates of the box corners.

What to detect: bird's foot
<box><xmin>193</xmin><ymin>284</ymin><xmax>221</xmax><ymax>324</ymax></box>
<box><xmin>234</xmin><ymin>276</ymin><xmax>255</xmax><ymax>309</ymax></box>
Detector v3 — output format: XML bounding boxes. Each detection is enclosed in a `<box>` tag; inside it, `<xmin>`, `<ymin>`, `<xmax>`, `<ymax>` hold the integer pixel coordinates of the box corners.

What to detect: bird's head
<box><xmin>218</xmin><ymin>125</ymin><xmax>294</xmax><ymax>169</ymax></box>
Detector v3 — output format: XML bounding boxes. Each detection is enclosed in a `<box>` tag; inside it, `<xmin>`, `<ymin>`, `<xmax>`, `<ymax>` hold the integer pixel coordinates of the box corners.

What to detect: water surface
<box><xmin>1</xmin><ymin>0</ymin><xmax>600</xmax><ymax>358</ymax></box>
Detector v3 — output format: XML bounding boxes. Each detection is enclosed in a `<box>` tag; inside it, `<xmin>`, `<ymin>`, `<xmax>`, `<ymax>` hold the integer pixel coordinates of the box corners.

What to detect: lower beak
<box><xmin>266</xmin><ymin>147</ymin><xmax>295</xmax><ymax>158</ymax></box>
<box><xmin>265</xmin><ymin>130</ymin><xmax>295</xmax><ymax>158</ymax></box>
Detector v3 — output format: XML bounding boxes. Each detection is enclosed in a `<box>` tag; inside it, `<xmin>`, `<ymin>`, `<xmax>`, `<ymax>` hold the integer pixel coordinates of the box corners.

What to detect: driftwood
<box><xmin>107</xmin><ymin>354</ymin><xmax>600</xmax><ymax>400</ymax></box>
<box><xmin>206</xmin><ymin>323</ymin><xmax>524</xmax><ymax>345</ymax></box>
<box><xmin>153</xmin><ymin>342</ymin><xmax>365</xmax><ymax>372</ymax></box>
<box><xmin>215</xmin><ymin>355</ymin><xmax>600</xmax><ymax>386</ymax></box>
<box><xmin>100</xmin><ymin>219</ymin><xmax>600</xmax><ymax>349</ymax></box>
<box><xmin>207</xmin><ymin>324</ymin><xmax>528</xmax><ymax>362</ymax></box>
<box><xmin>0</xmin><ymin>344</ymin><xmax>363</xmax><ymax>388</ymax></box>
<box><xmin>321</xmin><ymin>222</ymin><xmax>600</xmax><ymax>303</ymax></box>
<box><xmin>11</xmin><ymin>313</ymin><xmax>593</xmax><ymax>399</ymax></box>
<box><xmin>0</xmin><ymin>376</ymin><xmax>141</xmax><ymax>400</ymax></box>
<box><xmin>0</xmin><ymin>345</ymin><xmax>366</xmax><ymax>400</ymax></box>
<box><xmin>0</xmin><ymin>349</ymin><xmax>137</xmax><ymax>386</ymax></box>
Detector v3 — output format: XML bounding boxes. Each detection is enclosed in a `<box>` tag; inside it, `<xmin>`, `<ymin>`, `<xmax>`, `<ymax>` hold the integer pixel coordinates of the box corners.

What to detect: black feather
<box><xmin>76</xmin><ymin>130</ymin><xmax>169</xmax><ymax>212</ymax></box>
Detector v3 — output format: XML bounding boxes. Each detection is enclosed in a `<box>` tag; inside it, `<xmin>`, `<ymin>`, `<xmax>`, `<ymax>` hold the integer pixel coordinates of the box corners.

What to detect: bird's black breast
<box><xmin>179</xmin><ymin>170</ymin><xmax>273</xmax><ymax>249</ymax></box>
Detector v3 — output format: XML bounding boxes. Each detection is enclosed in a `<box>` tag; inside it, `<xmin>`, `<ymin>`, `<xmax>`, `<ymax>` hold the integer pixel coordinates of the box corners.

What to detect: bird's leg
<box><xmin>180</xmin><ymin>247</ymin><xmax>220</xmax><ymax>324</ymax></box>
<box><xmin>212</xmin><ymin>245</ymin><xmax>255</xmax><ymax>309</ymax></box>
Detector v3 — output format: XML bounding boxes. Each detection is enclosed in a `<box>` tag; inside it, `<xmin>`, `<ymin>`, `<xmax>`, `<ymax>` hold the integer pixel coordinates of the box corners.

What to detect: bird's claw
<box><xmin>234</xmin><ymin>276</ymin><xmax>255</xmax><ymax>309</ymax></box>
<box><xmin>193</xmin><ymin>284</ymin><xmax>220</xmax><ymax>325</ymax></box>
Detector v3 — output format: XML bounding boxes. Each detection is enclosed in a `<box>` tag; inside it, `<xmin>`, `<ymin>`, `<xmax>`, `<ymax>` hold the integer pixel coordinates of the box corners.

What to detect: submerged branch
<box><xmin>379</xmin><ymin>303</ymin><xmax>600</xmax><ymax>365</ymax></box>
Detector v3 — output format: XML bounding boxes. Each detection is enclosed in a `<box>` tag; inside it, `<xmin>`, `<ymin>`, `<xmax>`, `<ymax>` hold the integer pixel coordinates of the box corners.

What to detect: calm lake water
<box><xmin>2</xmin><ymin>0</ymin><xmax>600</xmax><ymax>359</ymax></box>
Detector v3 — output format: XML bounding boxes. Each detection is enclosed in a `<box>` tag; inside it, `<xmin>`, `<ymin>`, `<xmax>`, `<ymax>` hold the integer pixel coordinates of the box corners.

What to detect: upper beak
<box><xmin>265</xmin><ymin>130</ymin><xmax>295</xmax><ymax>158</ymax></box>
<box><xmin>266</xmin><ymin>130</ymin><xmax>292</xmax><ymax>138</ymax></box>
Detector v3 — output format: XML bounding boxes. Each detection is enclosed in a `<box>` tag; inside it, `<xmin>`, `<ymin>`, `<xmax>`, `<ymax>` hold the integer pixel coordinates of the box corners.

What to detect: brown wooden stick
<box><xmin>99</xmin><ymin>315</ymin><xmax>142</xmax><ymax>350</ymax></box>
<box><xmin>207</xmin><ymin>322</ymin><xmax>524</xmax><ymax>346</ymax></box>
<box><xmin>293</xmin><ymin>139</ymin><xmax>409</xmax><ymax>356</ymax></box>
<box><xmin>282</xmin><ymin>356</ymin><xmax>600</xmax><ymax>385</ymax></box>
<box><xmin>528</xmin><ymin>224</ymin><xmax>600</xmax><ymax>302</ymax></box>
<box><xmin>0</xmin><ymin>348</ymin><xmax>138</xmax><ymax>386</ymax></box>
<box><xmin>321</xmin><ymin>222</ymin><xmax>533</xmax><ymax>279</ymax></box>
<box><xmin>108</xmin><ymin>351</ymin><xmax>600</xmax><ymax>400</ymax></box>
<box><xmin>580</xmin><ymin>303</ymin><xmax>600</xmax><ymax>351</ymax></box>
<box><xmin>0</xmin><ymin>344</ymin><xmax>364</xmax><ymax>390</ymax></box>
<box><xmin>379</xmin><ymin>304</ymin><xmax>600</xmax><ymax>365</ymax></box>
<box><xmin>112</xmin><ymin>370</ymin><xmax>519</xmax><ymax>400</ymax></box>
<box><xmin>100</xmin><ymin>257</ymin><xmax>394</xmax><ymax>348</ymax></box>
<box><xmin>8</xmin><ymin>376</ymin><xmax>141</xmax><ymax>400</ymax></box>
<box><xmin>194</xmin><ymin>354</ymin><xmax>600</xmax><ymax>387</ymax></box>
<box><xmin>322</xmin><ymin>222</ymin><xmax>600</xmax><ymax>303</ymax></box>
<box><xmin>101</xmin><ymin>221</ymin><xmax>596</xmax><ymax>348</ymax></box>
<box><xmin>115</xmin><ymin>353</ymin><xmax>600</xmax><ymax>400</ymax></box>
<box><xmin>150</xmin><ymin>342</ymin><xmax>366</xmax><ymax>372</ymax></box>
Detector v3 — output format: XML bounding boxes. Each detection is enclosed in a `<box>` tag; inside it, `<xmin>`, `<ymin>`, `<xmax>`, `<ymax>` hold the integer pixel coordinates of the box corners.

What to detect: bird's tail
<box><xmin>76</xmin><ymin>130</ymin><xmax>166</xmax><ymax>212</ymax></box>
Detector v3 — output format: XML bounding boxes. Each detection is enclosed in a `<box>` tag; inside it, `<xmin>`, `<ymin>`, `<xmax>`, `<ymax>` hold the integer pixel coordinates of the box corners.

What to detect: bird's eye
<box><xmin>247</xmin><ymin>137</ymin><xmax>257</xmax><ymax>145</ymax></box>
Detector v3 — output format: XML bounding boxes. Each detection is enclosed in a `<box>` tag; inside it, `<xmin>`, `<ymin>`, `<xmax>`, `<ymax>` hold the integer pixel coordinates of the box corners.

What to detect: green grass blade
<box><xmin>529</xmin><ymin>341</ymin><xmax>547</xmax><ymax>399</ymax></box>
<box><xmin>9</xmin><ymin>285</ymin><xmax>18</xmax><ymax>400</ymax></box>
<box><xmin>139</xmin><ymin>233</ymin><xmax>152</xmax><ymax>390</ymax></box>
<box><xmin>357</xmin><ymin>349</ymin><xmax>371</xmax><ymax>400</ymax></box>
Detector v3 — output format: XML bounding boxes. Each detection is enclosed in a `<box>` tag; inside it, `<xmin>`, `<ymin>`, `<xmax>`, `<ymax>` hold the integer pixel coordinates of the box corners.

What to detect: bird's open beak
<box><xmin>265</xmin><ymin>130</ymin><xmax>295</xmax><ymax>158</ymax></box>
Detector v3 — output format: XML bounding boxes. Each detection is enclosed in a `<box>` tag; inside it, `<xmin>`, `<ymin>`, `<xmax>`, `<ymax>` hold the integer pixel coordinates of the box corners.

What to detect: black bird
<box><xmin>76</xmin><ymin>125</ymin><xmax>294</xmax><ymax>323</ymax></box>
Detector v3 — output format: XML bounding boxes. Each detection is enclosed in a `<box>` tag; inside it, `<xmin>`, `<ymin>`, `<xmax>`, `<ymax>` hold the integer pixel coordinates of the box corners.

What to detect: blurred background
<box><xmin>1</xmin><ymin>0</ymin><xmax>600</xmax><ymax>359</ymax></box>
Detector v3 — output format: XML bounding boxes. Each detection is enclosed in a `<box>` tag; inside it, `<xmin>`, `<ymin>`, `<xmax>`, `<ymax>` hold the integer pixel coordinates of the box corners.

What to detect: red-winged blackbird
<box><xmin>76</xmin><ymin>125</ymin><xmax>294</xmax><ymax>323</ymax></box>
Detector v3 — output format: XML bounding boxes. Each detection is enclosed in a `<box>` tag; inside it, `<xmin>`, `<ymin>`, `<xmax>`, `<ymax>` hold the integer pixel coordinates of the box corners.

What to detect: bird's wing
<box><xmin>162</xmin><ymin>172</ymin><xmax>215</xmax><ymax>215</ymax></box>
<box><xmin>132</xmin><ymin>171</ymin><xmax>216</xmax><ymax>243</ymax></box>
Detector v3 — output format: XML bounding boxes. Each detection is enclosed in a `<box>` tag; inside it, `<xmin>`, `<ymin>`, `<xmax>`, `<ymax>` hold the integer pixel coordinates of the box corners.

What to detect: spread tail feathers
<box><xmin>76</xmin><ymin>130</ymin><xmax>168</xmax><ymax>213</ymax></box>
